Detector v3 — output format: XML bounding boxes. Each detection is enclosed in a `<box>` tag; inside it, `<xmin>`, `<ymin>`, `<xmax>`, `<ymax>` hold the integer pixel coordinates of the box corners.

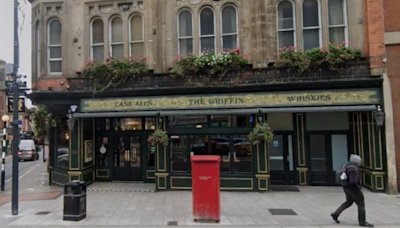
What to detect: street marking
<box><xmin>5</xmin><ymin>162</ymin><xmax>42</xmax><ymax>184</ymax></box>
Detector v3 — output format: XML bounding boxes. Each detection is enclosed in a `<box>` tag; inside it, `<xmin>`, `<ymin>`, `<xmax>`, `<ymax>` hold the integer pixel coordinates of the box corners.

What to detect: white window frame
<box><xmin>177</xmin><ymin>8</ymin><xmax>194</xmax><ymax>55</ymax></box>
<box><xmin>109</xmin><ymin>15</ymin><xmax>124</xmax><ymax>58</ymax></box>
<box><xmin>220</xmin><ymin>4</ymin><xmax>239</xmax><ymax>51</ymax></box>
<box><xmin>129</xmin><ymin>14</ymin><xmax>145</xmax><ymax>57</ymax></box>
<box><xmin>328</xmin><ymin>0</ymin><xmax>349</xmax><ymax>45</ymax></box>
<box><xmin>199</xmin><ymin>6</ymin><xmax>216</xmax><ymax>53</ymax></box>
<box><xmin>35</xmin><ymin>21</ymin><xmax>41</xmax><ymax>77</ymax></box>
<box><xmin>47</xmin><ymin>18</ymin><xmax>62</xmax><ymax>74</ymax></box>
<box><xmin>302</xmin><ymin>0</ymin><xmax>322</xmax><ymax>50</ymax></box>
<box><xmin>90</xmin><ymin>18</ymin><xmax>105</xmax><ymax>60</ymax></box>
<box><xmin>276</xmin><ymin>0</ymin><xmax>296</xmax><ymax>52</ymax></box>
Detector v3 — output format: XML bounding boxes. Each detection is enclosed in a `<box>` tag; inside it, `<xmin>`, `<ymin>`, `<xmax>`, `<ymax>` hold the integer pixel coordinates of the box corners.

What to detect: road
<box><xmin>4</xmin><ymin>151</ymin><xmax>45</xmax><ymax>185</ymax></box>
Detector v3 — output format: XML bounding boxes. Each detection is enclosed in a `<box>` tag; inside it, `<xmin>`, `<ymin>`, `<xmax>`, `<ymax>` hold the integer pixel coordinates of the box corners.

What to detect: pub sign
<box><xmin>8</xmin><ymin>97</ymin><xmax>25</xmax><ymax>113</ymax></box>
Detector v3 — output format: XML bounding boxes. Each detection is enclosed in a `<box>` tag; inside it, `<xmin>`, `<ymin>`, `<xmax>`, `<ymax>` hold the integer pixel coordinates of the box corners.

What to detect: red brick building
<box><xmin>381</xmin><ymin>0</ymin><xmax>400</xmax><ymax>191</ymax></box>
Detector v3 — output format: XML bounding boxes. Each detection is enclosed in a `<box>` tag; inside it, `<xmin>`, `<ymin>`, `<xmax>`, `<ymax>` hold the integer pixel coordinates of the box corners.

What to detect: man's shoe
<box><xmin>330</xmin><ymin>213</ymin><xmax>339</xmax><ymax>223</ymax></box>
<box><xmin>359</xmin><ymin>222</ymin><xmax>374</xmax><ymax>227</ymax></box>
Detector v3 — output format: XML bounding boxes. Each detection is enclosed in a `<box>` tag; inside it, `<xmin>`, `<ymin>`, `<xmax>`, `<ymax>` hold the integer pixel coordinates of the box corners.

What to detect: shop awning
<box><xmin>160</xmin><ymin>108</ymin><xmax>260</xmax><ymax>116</ymax></box>
<box><xmin>73</xmin><ymin>111</ymin><xmax>159</xmax><ymax>118</ymax></box>
<box><xmin>260</xmin><ymin>105</ymin><xmax>377</xmax><ymax>113</ymax></box>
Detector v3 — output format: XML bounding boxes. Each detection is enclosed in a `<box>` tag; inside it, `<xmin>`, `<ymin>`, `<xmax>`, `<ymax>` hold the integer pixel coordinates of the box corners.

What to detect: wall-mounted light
<box><xmin>373</xmin><ymin>105</ymin><xmax>385</xmax><ymax>127</ymax></box>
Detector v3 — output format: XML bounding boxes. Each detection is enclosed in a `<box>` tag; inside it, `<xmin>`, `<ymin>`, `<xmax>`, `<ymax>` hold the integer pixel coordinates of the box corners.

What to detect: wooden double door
<box><xmin>110</xmin><ymin>133</ymin><xmax>147</xmax><ymax>181</ymax></box>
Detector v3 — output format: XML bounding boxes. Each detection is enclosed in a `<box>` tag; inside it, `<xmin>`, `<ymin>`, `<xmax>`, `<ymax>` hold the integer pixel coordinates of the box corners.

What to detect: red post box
<box><xmin>191</xmin><ymin>155</ymin><xmax>221</xmax><ymax>223</ymax></box>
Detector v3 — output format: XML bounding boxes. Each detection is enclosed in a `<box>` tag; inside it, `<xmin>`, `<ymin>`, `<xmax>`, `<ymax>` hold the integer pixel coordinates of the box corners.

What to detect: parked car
<box><xmin>18</xmin><ymin>139</ymin><xmax>39</xmax><ymax>161</ymax></box>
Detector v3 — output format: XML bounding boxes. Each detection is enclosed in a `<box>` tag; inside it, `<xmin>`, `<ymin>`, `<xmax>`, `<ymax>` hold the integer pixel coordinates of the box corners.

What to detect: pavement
<box><xmin>0</xmin><ymin>162</ymin><xmax>399</xmax><ymax>228</ymax></box>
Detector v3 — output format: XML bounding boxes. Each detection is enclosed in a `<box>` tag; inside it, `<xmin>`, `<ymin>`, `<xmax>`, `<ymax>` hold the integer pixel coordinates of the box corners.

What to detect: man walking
<box><xmin>331</xmin><ymin>154</ymin><xmax>374</xmax><ymax>227</ymax></box>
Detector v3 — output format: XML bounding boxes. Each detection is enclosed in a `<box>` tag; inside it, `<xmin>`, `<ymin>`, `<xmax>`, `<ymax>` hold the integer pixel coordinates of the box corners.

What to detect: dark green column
<box><xmin>293</xmin><ymin>113</ymin><xmax>308</xmax><ymax>185</ymax></box>
<box><xmin>155</xmin><ymin>116</ymin><xmax>169</xmax><ymax>190</ymax></box>
<box><xmin>255</xmin><ymin>114</ymin><xmax>270</xmax><ymax>191</ymax></box>
<box><xmin>352</xmin><ymin>112</ymin><xmax>386</xmax><ymax>192</ymax></box>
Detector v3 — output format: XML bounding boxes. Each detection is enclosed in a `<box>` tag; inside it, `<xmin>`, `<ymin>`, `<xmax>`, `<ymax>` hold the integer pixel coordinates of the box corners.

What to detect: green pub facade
<box><xmin>29</xmin><ymin>67</ymin><xmax>388</xmax><ymax>192</ymax></box>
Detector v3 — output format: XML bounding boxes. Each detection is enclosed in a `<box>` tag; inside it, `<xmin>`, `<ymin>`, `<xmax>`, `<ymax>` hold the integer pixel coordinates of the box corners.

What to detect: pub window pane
<box><xmin>49</xmin><ymin>19</ymin><xmax>62</xmax><ymax>45</ymax></box>
<box><xmin>222</xmin><ymin>5</ymin><xmax>238</xmax><ymax>51</ymax></box>
<box><xmin>270</xmin><ymin>135</ymin><xmax>284</xmax><ymax>171</ymax></box>
<box><xmin>145</xmin><ymin>117</ymin><xmax>156</xmax><ymax>130</ymax></box>
<box><xmin>115</xmin><ymin>118</ymin><xmax>142</xmax><ymax>131</ymax></box>
<box><xmin>211</xmin><ymin>135</ymin><xmax>230</xmax><ymax>173</ymax></box>
<box><xmin>190</xmin><ymin>135</ymin><xmax>208</xmax><ymax>156</ymax></box>
<box><xmin>171</xmin><ymin>135</ymin><xmax>188</xmax><ymax>172</ymax></box>
<box><xmin>55</xmin><ymin>122</ymin><xmax>69</xmax><ymax>169</ymax></box>
<box><xmin>211</xmin><ymin>115</ymin><xmax>231</xmax><ymax>127</ymax></box>
<box><xmin>168</xmin><ymin>116</ymin><xmax>208</xmax><ymax>128</ymax></box>
<box><xmin>200</xmin><ymin>37</ymin><xmax>215</xmax><ymax>52</ymax></box>
<box><xmin>114</xmin><ymin>136</ymin><xmax>125</xmax><ymax>167</ymax></box>
<box><xmin>179</xmin><ymin>38</ymin><xmax>193</xmax><ymax>55</ymax></box>
<box><xmin>178</xmin><ymin>9</ymin><xmax>194</xmax><ymax>55</ymax></box>
<box><xmin>49</xmin><ymin>61</ymin><xmax>62</xmax><ymax>73</ymax></box>
<box><xmin>110</xmin><ymin>17</ymin><xmax>123</xmax><ymax>59</ymax></box>
<box><xmin>95</xmin><ymin>119</ymin><xmax>105</xmax><ymax>131</ymax></box>
<box><xmin>233</xmin><ymin>135</ymin><xmax>253</xmax><ymax>173</ymax></box>
<box><xmin>97</xmin><ymin>136</ymin><xmax>108</xmax><ymax>166</ymax></box>
<box><xmin>130</xmin><ymin>15</ymin><xmax>144</xmax><ymax>57</ymax></box>
<box><xmin>148</xmin><ymin>141</ymin><xmax>155</xmax><ymax>167</ymax></box>
<box><xmin>329</xmin><ymin>27</ymin><xmax>345</xmax><ymax>44</ymax></box>
<box><xmin>303</xmin><ymin>29</ymin><xmax>320</xmax><ymax>51</ymax></box>
<box><xmin>222</xmin><ymin>35</ymin><xmax>237</xmax><ymax>51</ymax></box>
<box><xmin>234</xmin><ymin>114</ymin><xmax>253</xmax><ymax>127</ymax></box>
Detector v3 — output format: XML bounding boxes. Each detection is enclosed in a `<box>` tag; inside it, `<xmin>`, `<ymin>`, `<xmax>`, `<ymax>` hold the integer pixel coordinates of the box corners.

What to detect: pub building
<box><xmin>29</xmin><ymin>73</ymin><xmax>387</xmax><ymax>192</ymax></box>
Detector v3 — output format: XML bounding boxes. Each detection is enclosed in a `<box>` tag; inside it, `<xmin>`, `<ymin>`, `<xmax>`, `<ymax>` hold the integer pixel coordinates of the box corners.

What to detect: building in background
<box><xmin>26</xmin><ymin>0</ymin><xmax>397</xmax><ymax>193</ymax></box>
<box><xmin>0</xmin><ymin>60</ymin><xmax>8</xmax><ymax>135</ymax></box>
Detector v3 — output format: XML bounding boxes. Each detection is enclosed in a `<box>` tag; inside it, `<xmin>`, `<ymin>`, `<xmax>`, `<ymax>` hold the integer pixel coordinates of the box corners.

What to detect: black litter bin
<box><xmin>63</xmin><ymin>181</ymin><xmax>87</xmax><ymax>221</ymax></box>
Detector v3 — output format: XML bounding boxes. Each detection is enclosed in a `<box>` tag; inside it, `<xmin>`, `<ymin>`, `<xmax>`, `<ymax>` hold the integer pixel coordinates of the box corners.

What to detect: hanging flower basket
<box><xmin>148</xmin><ymin>129</ymin><xmax>169</xmax><ymax>146</ymax></box>
<box><xmin>248</xmin><ymin>123</ymin><xmax>274</xmax><ymax>145</ymax></box>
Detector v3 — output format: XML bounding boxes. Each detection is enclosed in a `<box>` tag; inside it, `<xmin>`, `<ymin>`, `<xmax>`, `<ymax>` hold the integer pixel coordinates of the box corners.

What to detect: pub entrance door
<box><xmin>307</xmin><ymin>133</ymin><xmax>349</xmax><ymax>185</ymax></box>
<box><xmin>111</xmin><ymin>133</ymin><xmax>145</xmax><ymax>181</ymax></box>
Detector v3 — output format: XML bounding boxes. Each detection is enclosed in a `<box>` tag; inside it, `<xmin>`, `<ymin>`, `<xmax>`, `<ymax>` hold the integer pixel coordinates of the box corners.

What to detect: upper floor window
<box><xmin>47</xmin><ymin>18</ymin><xmax>62</xmax><ymax>73</ymax></box>
<box><xmin>303</xmin><ymin>0</ymin><xmax>321</xmax><ymax>51</ymax></box>
<box><xmin>277</xmin><ymin>1</ymin><xmax>295</xmax><ymax>49</ymax></box>
<box><xmin>200</xmin><ymin>7</ymin><xmax>215</xmax><ymax>52</ymax></box>
<box><xmin>221</xmin><ymin>4</ymin><xmax>238</xmax><ymax>50</ymax></box>
<box><xmin>178</xmin><ymin>9</ymin><xmax>193</xmax><ymax>55</ymax></box>
<box><xmin>328</xmin><ymin>0</ymin><xmax>348</xmax><ymax>44</ymax></box>
<box><xmin>110</xmin><ymin>16</ymin><xmax>124</xmax><ymax>59</ymax></box>
<box><xmin>129</xmin><ymin>14</ymin><xmax>144</xmax><ymax>57</ymax></box>
<box><xmin>91</xmin><ymin>18</ymin><xmax>104</xmax><ymax>60</ymax></box>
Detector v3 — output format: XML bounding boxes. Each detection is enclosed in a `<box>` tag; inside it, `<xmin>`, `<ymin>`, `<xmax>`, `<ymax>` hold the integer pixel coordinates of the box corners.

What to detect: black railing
<box><xmin>67</xmin><ymin>61</ymin><xmax>373</xmax><ymax>92</ymax></box>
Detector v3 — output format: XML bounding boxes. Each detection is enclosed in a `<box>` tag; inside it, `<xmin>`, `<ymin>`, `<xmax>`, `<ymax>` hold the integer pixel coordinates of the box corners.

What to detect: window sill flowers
<box><xmin>171</xmin><ymin>47</ymin><xmax>249</xmax><ymax>79</ymax></box>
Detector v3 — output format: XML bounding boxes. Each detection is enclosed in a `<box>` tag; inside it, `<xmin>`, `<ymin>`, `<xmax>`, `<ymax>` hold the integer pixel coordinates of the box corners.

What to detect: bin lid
<box><xmin>190</xmin><ymin>155</ymin><xmax>221</xmax><ymax>162</ymax></box>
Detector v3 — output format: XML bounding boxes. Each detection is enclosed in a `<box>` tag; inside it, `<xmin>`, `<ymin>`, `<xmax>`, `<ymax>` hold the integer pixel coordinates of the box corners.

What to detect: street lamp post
<box><xmin>1</xmin><ymin>114</ymin><xmax>10</xmax><ymax>191</ymax></box>
<box><xmin>373</xmin><ymin>105</ymin><xmax>385</xmax><ymax>127</ymax></box>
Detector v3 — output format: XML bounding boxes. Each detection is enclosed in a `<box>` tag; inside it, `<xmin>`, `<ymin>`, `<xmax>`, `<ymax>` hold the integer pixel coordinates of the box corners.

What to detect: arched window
<box><xmin>221</xmin><ymin>5</ymin><xmax>238</xmax><ymax>50</ymax></box>
<box><xmin>35</xmin><ymin>21</ymin><xmax>40</xmax><ymax>77</ymax></box>
<box><xmin>303</xmin><ymin>0</ymin><xmax>321</xmax><ymax>50</ymax></box>
<box><xmin>47</xmin><ymin>18</ymin><xmax>62</xmax><ymax>73</ymax></box>
<box><xmin>110</xmin><ymin>16</ymin><xmax>124</xmax><ymax>59</ymax></box>
<box><xmin>178</xmin><ymin>9</ymin><xmax>193</xmax><ymax>55</ymax></box>
<box><xmin>91</xmin><ymin>18</ymin><xmax>104</xmax><ymax>60</ymax></box>
<box><xmin>277</xmin><ymin>1</ymin><xmax>295</xmax><ymax>49</ymax></box>
<box><xmin>328</xmin><ymin>0</ymin><xmax>348</xmax><ymax>44</ymax></box>
<box><xmin>130</xmin><ymin>15</ymin><xmax>144</xmax><ymax>57</ymax></box>
<box><xmin>199</xmin><ymin>7</ymin><xmax>215</xmax><ymax>52</ymax></box>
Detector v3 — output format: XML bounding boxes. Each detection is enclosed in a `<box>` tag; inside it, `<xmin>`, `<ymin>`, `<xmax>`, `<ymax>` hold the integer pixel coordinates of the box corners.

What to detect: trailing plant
<box><xmin>171</xmin><ymin>47</ymin><xmax>249</xmax><ymax>79</ymax></box>
<box><xmin>248</xmin><ymin>123</ymin><xmax>274</xmax><ymax>145</ymax></box>
<box><xmin>148</xmin><ymin>129</ymin><xmax>169</xmax><ymax>146</ymax></box>
<box><xmin>28</xmin><ymin>106</ymin><xmax>57</xmax><ymax>144</ymax></box>
<box><xmin>77</xmin><ymin>56</ymin><xmax>148</xmax><ymax>95</ymax></box>
<box><xmin>275</xmin><ymin>42</ymin><xmax>363</xmax><ymax>73</ymax></box>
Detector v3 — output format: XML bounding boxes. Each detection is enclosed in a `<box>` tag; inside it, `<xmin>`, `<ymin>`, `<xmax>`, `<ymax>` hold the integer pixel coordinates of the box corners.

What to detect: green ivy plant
<box><xmin>275</xmin><ymin>42</ymin><xmax>363</xmax><ymax>73</ymax></box>
<box><xmin>171</xmin><ymin>48</ymin><xmax>249</xmax><ymax>79</ymax></box>
<box><xmin>248</xmin><ymin>123</ymin><xmax>274</xmax><ymax>145</ymax></box>
<box><xmin>148</xmin><ymin>129</ymin><xmax>169</xmax><ymax>146</ymax></box>
<box><xmin>77</xmin><ymin>56</ymin><xmax>148</xmax><ymax>96</ymax></box>
<box><xmin>27</xmin><ymin>106</ymin><xmax>57</xmax><ymax>144</ymax></box>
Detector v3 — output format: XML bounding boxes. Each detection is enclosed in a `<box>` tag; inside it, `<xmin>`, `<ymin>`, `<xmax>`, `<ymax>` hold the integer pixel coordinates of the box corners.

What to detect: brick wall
<box><xmin>384</xmin><ymin>0</ymin><xmax>400</xmax><ymax>190</ymax></box>
<box><xmin>364</xmin><ymin>0</ymin><xmax>385</xmax><ymax>70</ymax></box>
<box><xmin>384</xmin><ymin>0</ymin><xmax>400</xmax><ymax>32</ymax></box>
<box><xmin>33</xmin><ymin>78</ymin><xmax>69</xmax><ymax>91</ymax></box>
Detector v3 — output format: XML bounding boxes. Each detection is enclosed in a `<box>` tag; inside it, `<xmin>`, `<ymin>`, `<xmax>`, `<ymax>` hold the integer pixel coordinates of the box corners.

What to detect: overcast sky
<box><xmin>0</xmin><ymin>0</ymin><xmax>32</xmax><ymax>107</ymax></box>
